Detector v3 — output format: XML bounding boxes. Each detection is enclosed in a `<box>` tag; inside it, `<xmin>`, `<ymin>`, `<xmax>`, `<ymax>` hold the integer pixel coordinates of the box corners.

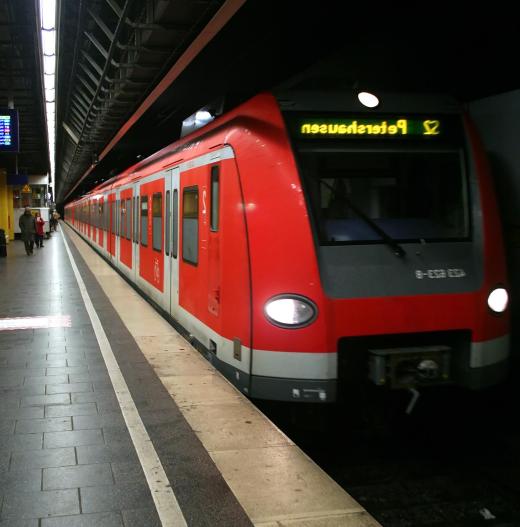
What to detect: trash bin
<box><xmin>0</xmin><ymin>229</ymin><xmax>7</xmax><ymax>257</ymax></box>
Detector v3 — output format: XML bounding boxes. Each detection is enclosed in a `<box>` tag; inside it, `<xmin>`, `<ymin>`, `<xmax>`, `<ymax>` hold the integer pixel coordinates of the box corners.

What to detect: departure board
<box><xmin>0</xmin><ymin>109</ymin><xmax>19</xmax><ymax>152</ymax></box>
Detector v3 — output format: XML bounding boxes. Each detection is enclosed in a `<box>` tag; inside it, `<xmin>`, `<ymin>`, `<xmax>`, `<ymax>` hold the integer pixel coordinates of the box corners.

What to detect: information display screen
<box><xmin>0</xmin><ymin>109</ymin><xmax>20</xmax><ymax>153</ymax></box>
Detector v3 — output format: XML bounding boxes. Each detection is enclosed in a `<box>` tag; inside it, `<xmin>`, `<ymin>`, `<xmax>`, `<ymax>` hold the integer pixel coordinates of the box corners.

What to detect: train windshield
<box><xmin>297</xmin><ymin>149</ymin><xmax>469</xmax><ymax>245</ymax></box>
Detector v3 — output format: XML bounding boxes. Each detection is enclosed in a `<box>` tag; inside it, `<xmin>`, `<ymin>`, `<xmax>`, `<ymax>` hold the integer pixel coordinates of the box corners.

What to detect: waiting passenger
<box><xmin>19</xmin><ymin>207</ymin><xmax>37</xmax><ymax>255</ymax></box>
<box><xmin>35</xmin><ymin>211</ymin><xmax>45</xmax><ymax>248</ymax></box>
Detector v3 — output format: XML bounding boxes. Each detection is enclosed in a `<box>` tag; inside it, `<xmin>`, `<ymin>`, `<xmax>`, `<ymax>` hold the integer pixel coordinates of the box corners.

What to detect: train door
<box><xmin>98</xmin><ymin>197</ymin><xmax>104</xmax><ymax>250</ymax></box>
<box><xmin>132</xmin><ymin>183</ymin><xmax>140</xmax><ymax>283</ymax></box>
<box><xmin>207</xmin><ymin>164</ymin><xmax>221</xmax><ymax>318</ymax></box>
<box><xmin>164</xmin><ymin>167</ymin><xmax>180</xmax><ymax>315</ymax></box>
<box><xmin>119</xmin><ymin>188</ymin><xmax>133</xmax><ymax>272</ymax></box>
<box><xmin>108</xmin><ymin>192</ymin><xmax>116</xmax><ymax>260</ymax></box>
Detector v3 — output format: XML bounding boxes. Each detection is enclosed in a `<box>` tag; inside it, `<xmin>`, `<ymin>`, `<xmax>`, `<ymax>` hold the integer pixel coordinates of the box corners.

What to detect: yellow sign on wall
<box><xmin>22</xmin><ymin>184</ymin><xmax>31</xmax><ymax>193</ymax></box>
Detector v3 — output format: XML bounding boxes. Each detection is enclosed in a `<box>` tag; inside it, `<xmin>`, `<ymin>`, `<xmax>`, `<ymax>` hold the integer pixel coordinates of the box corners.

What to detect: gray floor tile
<box><xmin>23</xmin><ymin>374</ymin><xmax>69</xmax><ymax>386</ymax></box>
<box><xmin>73</xmin><ymin>413</ymin><xmax>125</xmax><ymax>430</ymax></box>
<box><xmin>0</xmin><ymin>468</ymin><xmax>42</xmax><ymax>492</ymax></box>
<box><xmin>45</xmin><ymin>367</ymin><xmax>88</xmax><ymax>376</ymax></box>
<box><xmin>2</xmin><ymin>489</ymin><xmax>80</xmax><ymax>519</ymax></box>
<box><xmin>0</xmin><ymin>407</ymin><xmax>44</xmax><ymax>420</ymax></box>
<box><xmin>45</xmin><ymin>403</ymin><xmax>98</xmax><ymax>418</ymax></box>
<box><xmin>41</xmin><ymin>512</ymin><xmax>123</xmax><ymax>527</ymax></box>
<box><xmin>77</xmin><ymin>444</ymin><xmax>138</xmax><ymax>465</ymax></box>
<box><xmin>43</xmin><ymin>463</ymin><xmax>114</xmax><ymax>490</ymax></box>
<box><xmin>24</xmin><ymin>359</ymin><xmax>68</xmax><ymax>368</ymax></box>
<box><xmin>0</xmin><ymin>518</ymin><xmax>38</xmax><ymax>526</ymax></box>
<box><xmin>68</xmin><ymin>373</ymin><xmax>110</xmax><ymax>384</ymax></box>
<box><xmin>21</xmin><ymin>394</ymin><xmax>70</xmax><ymax>407</ymax></box>
<box><xmin>121</xmin><ymin>508</ymin><xmax>161</xmax><ymax>527</ymax></box>
<box><xmin>0</xmin><ymin>420</ymin><xmax>15</xmax><ymax>434</ymax></box>
<box><xmin>110</xmin><ymin>462</ymin><xmax>146</xmax><ymax>486</ymax></box>
<box><xmin>11</xmin><ymin>447</ymin><xmax>76</xmax><ymax>470</ymax></box>
<box><xmin>46</xmin><ymin>383</ymin><xmax>93</xmax><ymax>395</ymax></box>
<box><xmin>0</xmin><ymin>385</ymin><xmax>45</xmax><ymax>396</ymax></box>
<box><xmin>44</xmin><ymin>429</ymin><xmax>103</xmax><ymax>448</ymax></box>
<box><xmin>16</xmin><ymin>417</ymin><xmax>71</xmax><ymax>434</ymax></box>
<box><xmin>0</xmin><ymin>433</ymin><xmax>42</xmax><ymax>452</ymax></box>
<box><xmin>101</xmin><ymin>427</ymin><xmax>131</xmax><ymax>445</ymax></box>
<box><xmin>80</xmin><ymin>483</ymin><xmax>154</xmax><ymax>514</ymax></box>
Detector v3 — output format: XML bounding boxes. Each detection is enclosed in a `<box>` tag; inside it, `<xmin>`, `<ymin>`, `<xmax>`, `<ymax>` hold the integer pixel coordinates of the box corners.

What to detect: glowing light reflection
<box><xmin>0</xmin><ymin>315</ymin><xmax>72</xmax><ymax>331</ymax></box>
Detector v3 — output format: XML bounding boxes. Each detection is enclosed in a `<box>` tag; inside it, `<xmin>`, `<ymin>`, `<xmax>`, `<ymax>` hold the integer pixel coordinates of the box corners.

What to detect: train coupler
<box><xmin>368</xmin><ymin>345</ymin><xmax>451</xmax><ymax>389</ymax></box>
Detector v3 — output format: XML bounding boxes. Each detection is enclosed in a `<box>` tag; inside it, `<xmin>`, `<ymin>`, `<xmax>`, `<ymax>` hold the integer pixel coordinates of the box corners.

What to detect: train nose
<box><xmin>416</xmin><ymin>359</ymin><xmax>440</xmax><ymax>380</ymax></box>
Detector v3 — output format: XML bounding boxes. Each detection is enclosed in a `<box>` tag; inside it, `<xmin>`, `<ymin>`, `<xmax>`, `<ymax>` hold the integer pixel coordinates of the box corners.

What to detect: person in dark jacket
<box><xmin>19</xmin><ymin>207</ymin><xmax>37</xmax><ymax>255</ymax></box>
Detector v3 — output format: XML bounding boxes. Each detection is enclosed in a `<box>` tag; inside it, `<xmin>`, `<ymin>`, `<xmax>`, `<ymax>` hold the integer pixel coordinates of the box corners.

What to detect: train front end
<box><xmin>258</xmin><ymin>91</ymin><xmax>509</xmax><ymax>402</ymax></box>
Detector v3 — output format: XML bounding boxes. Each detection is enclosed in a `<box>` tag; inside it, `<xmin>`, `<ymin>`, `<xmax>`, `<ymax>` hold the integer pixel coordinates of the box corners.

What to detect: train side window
<box><xmin>152</xmin><ymin>192</ymin><xmax>162</xmax><ymax>251</ymax></box>
<box><xmin>111</xmin><ymin>201</ymin><xmax>116</xmax><ymax>234</ymax></box>
<box><xmin>182</xmin><ymin>187</ymin><xmax>198</xmax><ymax>265</ymax></box>
<box><xmin>120</xmin><ymin>200</ymin><xmax>125</xmax><ymax>239</ymax></box>
<box><xmin>141</xmin><ymin>196</ymin><xmax>148</xmax><ymax>246</ymax></box>
<box><xmin>210</xmin><ymin>165</ymin><xmax>219</xmax><ymax>232</ymax></box>
<box><xmin>165</xmin><ymin>191</ymin><xmax>170</xmax><ymax>255</ymax></box>
<box><xmin>135</xmin><ymin>196</ymin><xmax>139</xmax><ymax>243</ymax></box>
<box><xmin>126</xmin><ymin>198</ymin><xmax>131</xmax><ymax>240</ymax></box>
<box><xmin>173</xmin><ymin>189</ymin><xmax>178</xmax><ymax>259</ymax></box>
<box><xmin>132</xmin><ymin>197</ymin><xmax>136</xmax><ymax>242</ymax></box>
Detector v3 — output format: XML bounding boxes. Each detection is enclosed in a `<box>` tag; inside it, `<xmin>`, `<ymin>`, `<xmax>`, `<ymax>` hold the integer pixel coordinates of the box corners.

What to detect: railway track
<box><xmin>258</xmin><ymin>379</ymin><xmax>520</xmax><ymax>527</ymax></box>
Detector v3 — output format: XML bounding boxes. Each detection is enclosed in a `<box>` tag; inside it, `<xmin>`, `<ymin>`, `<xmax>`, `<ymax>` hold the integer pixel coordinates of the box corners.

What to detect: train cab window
<box><xmin>182</xmin><ymin>187</ymin><xmax>198</xmax><ymax>265</ymax></box>
<box><xmin>173</xmin><ymin>189</ymin><xmax>178</xmax><ymax>259</ymax></box>
<box><xmin>165</xmin><ymin>191</ymin><xmax>170</xmax><ymax>255</ymax></box>
<box><xmin>140</xmin><ymin>196</ymin><xmax>148</xmax><ymax>246</ymax></box>
<box><xmin>126</xmin><ymin>198</ymin><xmax>131</xmax><ymax>240</ymax></box>
<box><xmin>299</xmin><ymin>150</ymin><xmax>468</xmax><ymax>245</ymax></box>
<box><xmin>152</xmin><ymin>192</ymin><xmax>162</xmax><ymax>251</ymax></box>
<box><xmin>210</xmin><ymin>166</ymin><xmax>219</xmax><ymax>232</ymax></box>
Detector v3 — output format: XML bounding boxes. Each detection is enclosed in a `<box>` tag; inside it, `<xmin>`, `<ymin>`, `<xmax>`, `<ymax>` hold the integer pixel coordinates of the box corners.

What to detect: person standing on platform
<box><xmin>19</xmin><ymin>207</ymin><xmax>37</xmax><ymax>255</ymax></box>
<box><xmin>35</xmin><ymin>211</ymin><xmax>45</xmax><ymax>248</ymax></box>
<box><xmin>51</xmin><ymin>209</ymin><xmax>60</xmax><ymax>231</ymax></box>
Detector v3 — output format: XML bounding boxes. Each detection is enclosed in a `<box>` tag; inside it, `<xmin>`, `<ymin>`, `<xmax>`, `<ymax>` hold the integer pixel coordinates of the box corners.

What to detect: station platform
<box><xmin>0</xmin><ymin>223</ymin><xmax>381</xmax><ymax>527</ymax></box>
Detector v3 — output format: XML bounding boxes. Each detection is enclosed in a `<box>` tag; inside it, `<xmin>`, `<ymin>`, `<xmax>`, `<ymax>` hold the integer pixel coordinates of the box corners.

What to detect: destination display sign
<box><xmin>0</xmin><ymin>109</ymin><xmax>19</xmax><ymax>152</ymax></box>
<box><xmin>298</xmin><ymin>117</ymin><xmax>442</xmax><ymax>138</ymax></box>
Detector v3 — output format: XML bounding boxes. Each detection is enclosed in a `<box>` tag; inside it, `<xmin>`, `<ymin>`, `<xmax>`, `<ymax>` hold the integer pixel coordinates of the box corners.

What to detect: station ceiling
<box><xmin>1</xmin><ymin>0</ymin><xmax>518</xmax><ymax>205</ymax></box>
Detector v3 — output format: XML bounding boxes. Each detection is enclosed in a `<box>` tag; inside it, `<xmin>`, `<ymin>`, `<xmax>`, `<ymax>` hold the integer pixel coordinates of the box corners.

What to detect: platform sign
<box><xmin>0</xmin><ymin>108</ymin><xmax>20</xmax><ymax>153</ymax></box>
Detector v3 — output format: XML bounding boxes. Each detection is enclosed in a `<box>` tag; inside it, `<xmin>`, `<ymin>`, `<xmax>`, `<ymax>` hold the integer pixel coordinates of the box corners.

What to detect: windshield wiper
<box><xmin>321</xmin><ymin>180</ymin><xmax>407</xmax><ymax>258</ymax></box>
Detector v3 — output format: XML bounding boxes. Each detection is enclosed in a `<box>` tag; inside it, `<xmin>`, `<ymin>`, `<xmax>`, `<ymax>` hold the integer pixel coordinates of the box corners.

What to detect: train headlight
<box><xmin>487</xmin><ymin>287</ymin><xmax>509</xmax><ymax>313</ymax></box>
<box><xmin>264</xmin><ymin>295</ymin><xmax>317</xmax><ymax>328</ymax></box>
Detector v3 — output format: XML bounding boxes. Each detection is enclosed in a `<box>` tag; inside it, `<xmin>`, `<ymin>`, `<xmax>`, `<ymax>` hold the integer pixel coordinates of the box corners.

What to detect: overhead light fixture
<box><xmin>358</xmin><ymin>91</ymin><xmax>380</xmax><ymax>108</ymax></box>
<box><xmin>39</xmin><ymin>0</ymin><xmax>57</xmax><ymax>189</ymax></box>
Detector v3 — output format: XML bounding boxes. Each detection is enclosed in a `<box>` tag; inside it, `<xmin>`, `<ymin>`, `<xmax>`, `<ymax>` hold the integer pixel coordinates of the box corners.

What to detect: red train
<box><xmin>65</xmin><ymin>91</ymin><xmax>510</xmax><ymax>403</ymax></box>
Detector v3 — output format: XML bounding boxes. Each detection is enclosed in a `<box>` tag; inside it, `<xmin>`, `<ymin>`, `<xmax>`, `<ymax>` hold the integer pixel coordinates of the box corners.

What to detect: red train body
<box><xmin>65</xmin><ymin>91</ymin><xmax>510</xmax><ymax>402</ymax></box>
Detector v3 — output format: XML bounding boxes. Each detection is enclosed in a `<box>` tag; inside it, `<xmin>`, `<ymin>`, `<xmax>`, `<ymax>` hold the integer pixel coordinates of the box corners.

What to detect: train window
<box><xmin>298</xmin><ymin>150</ymin><xmax>468</xmax><ymax>244</ymax></box>
<box><xmin>111</xmin><ymin>201</ymin><xmax>116</xmax><ymax>234</ymax></box>
<box><xmin>173</xmin><ymin>189</ymin><xmax>178</xmax><ymax>259</ymax></box>
<box><xmin>120</xmin><ymin>200</ymin><xmax>125</xmax><ymax>238</ymax></box>
<box><xmin>182</xmin><ymin>187</ymin><xmax>198</xmax><ymax>265</ymax></box>
<box><xmin>152</xmin><ymin>192</ymin><xmax>162</xmax><ymax>251</ymax></box>
<box><xmin>141</xmin><ymin>196</ymin><xmax>148</xmax><ymax>246</ymax></box>
<box><xmin>135</xmin><ymin>196</ymin><xmax>139</xmax><ymax>243</ymax></box>
<box><xmin>210</xmin><ymin>165</ymin><xmax>219</xmax><ymax>232</ymax></box>
<box><xmin>165</xmin><ymin>191</ymin><xmax>170</xmax><ymax>255</ymax></box>
<box><xmin>126</xmin><ymin>198</ymin><xmax>131</xmax><ymax>240</ymax></box>
<box><xmin>133</xmin><ymin>197</ymin><xmax>136</xmax><ymax>242</ymax></box>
